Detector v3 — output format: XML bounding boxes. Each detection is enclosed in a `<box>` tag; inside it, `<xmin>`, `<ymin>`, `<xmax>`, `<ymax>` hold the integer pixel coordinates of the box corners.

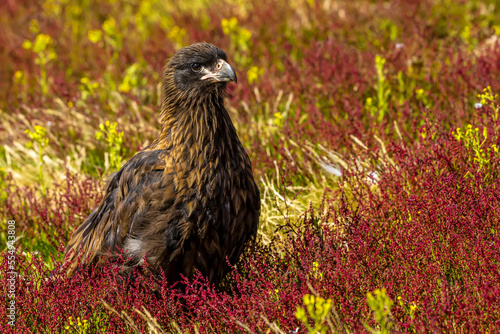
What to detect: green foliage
<box><xmin>22</xmin><ymin>33</ymin><xmax>57</xmax><ymax>94</ymax></box>
<box><xmin>415</xmin><ymin>88</ymin><xmax>430</xmax><ymax>109</ymax></box>
<box><xmin>363</xmin><ymin>288</ymin><xmax>394</xmax><ymax>334</ymax></box>
<box><xmin>28</xmin><ymin>239</ymin><xmax>60</xmax><ymax>271</ymax></box>
<box><xmin>102</xmin><ymin>17</ymin><xmax>123</xmax><ymax>59</ymax></box>
<box><xmin>478</xmin><ymin>86</ymin><xmax>499</xmax><ymax>121</ymax></box>
<box><xmin>379</xmin><ymin>19</ymin><xmax>400</xmax><ymax>42</ymax></box>
<box><xmin>134</xmin><ymin>0</ymin><xmax>172</xmax><ymax>35</ymax></box>
<box><xmin>0</xmin><ymin>167</ymin><xmax>7</xmax><ymax>205</ymax></box>
<box><xmin>167</xmin><ymin>26</ymin><xmax>187</xmax><ymax>50</ymax></box>
<box><xmin>273</xmin><ymin>110</ymin><xmax>286</xmax><ymax>128</ymax></box>
<box><xmin>25</xmin><ymin>126</ymin><xmax>50</xmax><ymax>192</ymax></box>
<box><xmin>453</xmin><ymin>124</ymin><xmax>498</xmax><ymax>172</ymax></box>
<box><xmin>395</xmin><ymin>68</ymin><xmax>431</xmax><ymax>118</ymax></box>
<box><xmin>397</xmin><ymin>296</ymin><xmax>417</xmax><ymax>320</ymax></box>
<box><xmin>221</xmin><ymin>17</ymin><xmax>252</xmax><ymax>66</ymax></box>
<box><xmin>366</xmin><ymin>55</ymin><xmax>391</xmax><ymax>122</ymax></box>
<box><xmin>79</xmin><ymin>77</ymin><xmax>100</xmax><ymax>100</ymax></box>
<box><xmin>459</xmin><ymin>25</ymin><xmax>478</xmax><ymax>53</ymax></box>
<box><xmin>95</xmin><ymin>121</ymin><xmax>125</xmax><ymax>172</ymax></box>
<box><xmin>295</xmin><ymin>294</ymin><xmax>333</xmax><ymax>334</ymax></box>
<box><xmin>247</xmin><ymin>66</ymin><xmax>264</xmax><ymax>84</ymax></box>
<box><xmin>119</xmin><ymin>62</ymin><xmax>149</xmax><ymax>94</ymax></box>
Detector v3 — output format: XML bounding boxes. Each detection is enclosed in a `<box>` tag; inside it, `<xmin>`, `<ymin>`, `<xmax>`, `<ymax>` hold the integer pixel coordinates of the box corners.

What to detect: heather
<box><xmin>1</xmin><ymin>0</ymin><xmax>500</xmax><ymax>332</ymax></box>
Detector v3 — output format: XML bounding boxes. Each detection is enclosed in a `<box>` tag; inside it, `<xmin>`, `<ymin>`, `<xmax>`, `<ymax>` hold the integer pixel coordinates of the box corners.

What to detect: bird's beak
<box><xmin>201</xmin><ymin>59</ymin><xmax>237</xmax><ymax>84</ymax></box>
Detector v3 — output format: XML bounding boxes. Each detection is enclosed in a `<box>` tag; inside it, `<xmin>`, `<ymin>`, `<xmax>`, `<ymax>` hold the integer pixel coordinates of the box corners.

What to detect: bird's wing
<box><xmin>64</xmin><ymin>149</ymin><xmax>175</xmax><ymax>274</ymax></box>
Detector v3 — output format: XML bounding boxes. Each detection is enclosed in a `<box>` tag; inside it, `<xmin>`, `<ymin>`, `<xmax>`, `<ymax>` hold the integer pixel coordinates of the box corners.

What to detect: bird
<box><xmin>63</xmin><ymin>43</ymin><xmax>260</xmax><ymax>284</ymax></box>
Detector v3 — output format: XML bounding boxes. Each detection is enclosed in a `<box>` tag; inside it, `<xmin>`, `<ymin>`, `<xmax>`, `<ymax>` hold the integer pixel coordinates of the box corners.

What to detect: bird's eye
<box><xmin>191</xmin><ymin>63</ymin><xmax>202</xmax><ymax>72</ymax></box>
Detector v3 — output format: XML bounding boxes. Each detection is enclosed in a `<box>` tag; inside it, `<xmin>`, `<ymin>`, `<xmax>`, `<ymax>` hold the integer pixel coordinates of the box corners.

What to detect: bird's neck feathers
<box><xmin>147</xmin><ymin>72</ymin><xmax>238</xmax><ymax>155</ymax></box>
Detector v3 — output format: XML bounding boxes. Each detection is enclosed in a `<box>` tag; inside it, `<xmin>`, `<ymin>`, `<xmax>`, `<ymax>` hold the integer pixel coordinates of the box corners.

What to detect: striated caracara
<box><xmin>64</xmin><ymin>43</ymin><xmax>260</xmax><ymax>284</ymax></box>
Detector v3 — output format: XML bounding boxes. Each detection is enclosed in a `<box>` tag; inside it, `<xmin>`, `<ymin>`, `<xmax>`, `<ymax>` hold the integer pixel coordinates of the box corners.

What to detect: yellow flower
<box><xmin>14</xmin><ymin>71</ymin><xmax>23</xmax><ymax>81</ymax></box>
<box><xmin>247</xmin><ymin>66</ymin><xmax>264</xmax><ymax>84</ymax></box>
<box><xmin>29</xmin><ymin>19</ymin><xmax>40</xmax><ymax>34</ymax></box>
<box><xmin>22</xmin><ymin>40</ymin><xmax>32</xmax><ymax>50</ymax></box>
<box><xmin>88</xmin><ymin>29</ymin><xmax>102</xmax><ymax>43</ymax></box>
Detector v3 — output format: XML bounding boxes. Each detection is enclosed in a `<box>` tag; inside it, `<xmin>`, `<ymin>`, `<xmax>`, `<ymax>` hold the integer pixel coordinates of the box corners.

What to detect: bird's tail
<box><xmin>63</xmin><ymin>209</ymin><xmax>101</xmax><ymax>277</ymax></box>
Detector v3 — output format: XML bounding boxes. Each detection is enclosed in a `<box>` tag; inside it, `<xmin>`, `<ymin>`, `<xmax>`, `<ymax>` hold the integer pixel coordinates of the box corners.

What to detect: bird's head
<box><xmin>161</xmin><ymin>43</ymin><xmax>237</xmax><ymax>108</ymax></box>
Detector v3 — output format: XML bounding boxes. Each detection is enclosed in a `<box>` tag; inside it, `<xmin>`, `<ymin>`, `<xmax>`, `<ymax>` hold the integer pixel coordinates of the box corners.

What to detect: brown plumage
<box><xmin>64</xmin><ymin>43</ymin><xmax>260</xmax><ymax>284</ymax></box>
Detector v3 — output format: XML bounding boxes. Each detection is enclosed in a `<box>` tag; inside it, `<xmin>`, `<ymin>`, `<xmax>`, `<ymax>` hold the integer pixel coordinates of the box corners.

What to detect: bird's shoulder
<box><xmin>106</xmin><ymin>149</ymin><xmax>171</xmax><ymax>192</ymax></box>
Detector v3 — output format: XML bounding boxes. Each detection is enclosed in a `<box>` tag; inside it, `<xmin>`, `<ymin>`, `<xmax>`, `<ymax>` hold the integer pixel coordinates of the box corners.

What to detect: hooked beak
<box><xmin>201</xmin><ymin>59</ymin><xmax>237</xmax><ymax>84</ymax></box>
